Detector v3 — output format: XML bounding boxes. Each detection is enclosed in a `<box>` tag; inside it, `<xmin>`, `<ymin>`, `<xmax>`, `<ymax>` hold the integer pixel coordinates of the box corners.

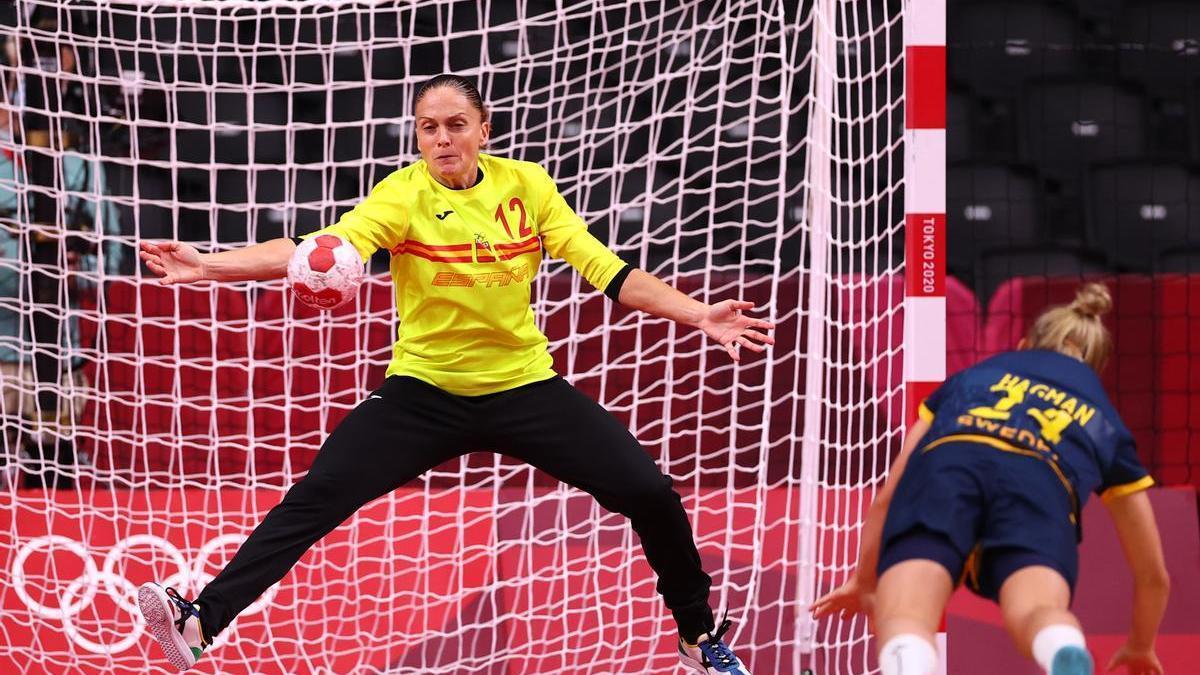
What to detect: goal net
<box><xmin>0</xmin><ymin>1</ymin><xmax>907</xmax><ymax>673</ymax></box>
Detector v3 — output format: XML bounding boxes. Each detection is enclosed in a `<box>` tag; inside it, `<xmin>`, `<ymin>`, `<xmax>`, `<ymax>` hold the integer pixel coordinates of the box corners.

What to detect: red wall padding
<box><xmin>982</xmin><ymin>275</ymin><xmax>1200</xmax><ymax>485</ymax></box>
<box><xmin>78</xmin><ymin>274</ymin><xmax>1197</xmax><ymax>487</ymax></box>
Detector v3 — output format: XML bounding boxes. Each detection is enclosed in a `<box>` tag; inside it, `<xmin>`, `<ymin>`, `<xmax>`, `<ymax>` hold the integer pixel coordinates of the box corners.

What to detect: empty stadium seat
<box><xmin>948</xmin><ymin>87</ymin><xmax>975</xmax><ymax>162</ymax></box>
<box><xmin>948</xmin><ymin>162</ymin><xmax>1044</xmax><ymax>278</ymax></box>
<box><xmin>1117</xmin><ymin>2</ymin><xmax>1200</xmax><ymax>97</ymax></box>
<box><xmin>1022</xmin><ymin>79</ymin><xmax>1149</xmax><ymax>195</ymax></box>
<box><xmin>1070</xmin><ymin>0</ymin><xmax>1124</xmax><ymax>26</ymax></box>
<box><xmin>1088</xmin><ymin>162</ymin><xmax>1200</xmax><ymax>272</ymax></box>
<box><xmin>122</xmin><ymin>165</ymin><xmax>175</xmax><ymax>242</ymax></box>
<box><xmin>975</xmin><ymin>244</ymin><xmax>1109</xmax><ymax>306</ymax></box>
<box><xmin>1158</xmin><ymin>245</ymin><xmax>1200</xmax><ymax>272</ymax></box>
<box><xmin>950</xmin><ymin>1</ymin><xmax>1083</xmax><ymax>97</ymax></box>
<box><xmin>1192</xmin><ymin>78</ymin><xmax>1200</xmax><ymax>161</ymax></box>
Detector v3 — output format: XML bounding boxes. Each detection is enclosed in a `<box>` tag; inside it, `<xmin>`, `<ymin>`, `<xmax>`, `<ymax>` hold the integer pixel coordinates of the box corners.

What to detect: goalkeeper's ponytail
<box><xmin>1024</xmin><ymin>282</ymin><xmax>1113</xmax><ymax>373</ymax></box>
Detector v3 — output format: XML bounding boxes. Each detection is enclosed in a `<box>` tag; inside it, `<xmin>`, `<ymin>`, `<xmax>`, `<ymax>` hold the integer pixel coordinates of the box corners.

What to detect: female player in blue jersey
<box><xmin>136</xmin><ymin>74</ymin><xmax>761</xmax><ymax>674</ymax></box>
<box><xmin>811</xmin><ymin>284</ymin><xmax>1169</xmax><ymax>675</ymax></box>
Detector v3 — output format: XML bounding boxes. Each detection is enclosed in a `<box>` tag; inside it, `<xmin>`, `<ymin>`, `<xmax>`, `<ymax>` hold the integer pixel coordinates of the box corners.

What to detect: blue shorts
<box><xmin>876</xmin><ymin>441</ymin><xmax>1079</xmax><ymax>601</ymax></box>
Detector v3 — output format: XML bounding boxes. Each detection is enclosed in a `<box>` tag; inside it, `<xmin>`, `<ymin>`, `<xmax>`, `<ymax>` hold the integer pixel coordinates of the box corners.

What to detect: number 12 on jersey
<box><xmin>495</xmin><ymin>197</ymin><xmax>530</xmax><ymax>238</ymax></box>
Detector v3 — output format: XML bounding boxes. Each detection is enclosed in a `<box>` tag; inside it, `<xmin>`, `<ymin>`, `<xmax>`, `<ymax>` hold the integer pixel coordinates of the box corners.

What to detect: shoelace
<box><xmin>163</xmin><ymin>587</ymin><xmax>201</xmax><ymax>639</ymax></box>
<box><xmin>697</xmin><ymin>617</ymin><xmax>739</xmax><ymax>671</ymax></box>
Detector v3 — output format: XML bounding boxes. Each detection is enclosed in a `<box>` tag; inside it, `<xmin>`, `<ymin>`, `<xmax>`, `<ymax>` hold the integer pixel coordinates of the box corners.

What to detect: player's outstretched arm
<box><xmin>1104</xmin><ymin>490</ymin><xmax>1169</xmax><ymax>675</ymax></box>
<box><xmin>811</xmin><ymin>418</ymin><xmax>930</xmax><ymax>620</ymax></box>
<box><xmin>615</xmin><ymin>268</ymin><xmax>775</xmax><ymax>362</ymax></box>
<box><xmin>140</xmin><ymin>237</ymin><xmax>297</xmax><ymax>285</ymax></box>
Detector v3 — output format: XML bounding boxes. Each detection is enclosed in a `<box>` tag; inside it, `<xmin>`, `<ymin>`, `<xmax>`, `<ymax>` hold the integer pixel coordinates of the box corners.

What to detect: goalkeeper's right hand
<box><xmin>139</xmin><ymin>241</ymin><xmax>206</xmax><ymax>285</ymax></box>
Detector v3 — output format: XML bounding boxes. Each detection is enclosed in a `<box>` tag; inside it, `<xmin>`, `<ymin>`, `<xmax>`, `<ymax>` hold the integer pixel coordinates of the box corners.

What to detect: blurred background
<box><xmin>946</xmin><ymin>0</ymin><xmax>1200</xmax><ymax>487</ymax></box>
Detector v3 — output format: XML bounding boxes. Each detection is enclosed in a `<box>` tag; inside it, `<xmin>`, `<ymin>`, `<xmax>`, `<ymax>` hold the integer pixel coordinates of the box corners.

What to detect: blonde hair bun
<box><xmin>1070</xmin><ymin>282</ymin><xmax>1112</xmax><ymax>319</ymax></box>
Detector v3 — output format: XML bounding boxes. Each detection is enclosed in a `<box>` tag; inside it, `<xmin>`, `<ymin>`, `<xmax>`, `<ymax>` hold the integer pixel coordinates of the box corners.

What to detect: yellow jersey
<box><xmin>301</xmin><ymin>153</ymin><xmax>629</xmax><ymax>395</ymax></box>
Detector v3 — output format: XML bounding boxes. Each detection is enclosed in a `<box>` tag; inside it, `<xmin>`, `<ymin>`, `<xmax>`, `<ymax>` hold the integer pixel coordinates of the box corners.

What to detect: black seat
<box><xmin>1117</xmin><ymin>2</ymin><xmax>1200</xmax><ymax>98</ymax></box>
<box><xmin>1089</xmin><ymin>161</ymin><xmax>1200</xmax><ymax>271</ymax></box>
<box><xmin>948</xmin><ymin>87</ymin><xmax>975</xmax><ymax>162</ymax></box>
<box><xmin>1157</xmin><ymin>245</ymin><xmax>1200</xmax><ymax>272</ymax></box>
<box><xmin>1069</xmin><ymin>0</ymin><xmax>1124</xmax><ymax>25</ymax></box>
<box><xmin>1116</xmin><ymin>2</ymin><xmax>1200</xmax><ymax>155</ymax></box>
<box><xmin>948</xmin><ymin>162</ymin><xmax>1045</xmax><ymax>279</ymax></box>
<box><xmin>975</xmin><ymin>244</ymin><xmax>1109</xmax><ymax>306</ymax></box>
<box><xmin>950</xmin><ymin>1</ymin><xmax>1083</xmax><ymax>98</ymax></box>
<box><xmin>1022</xmin><ymin>78</ymin><xmax>1148</xmax><ymax>197</ymax></box>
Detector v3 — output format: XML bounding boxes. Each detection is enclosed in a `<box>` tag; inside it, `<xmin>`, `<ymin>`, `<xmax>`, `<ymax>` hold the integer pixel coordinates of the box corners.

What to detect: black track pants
<box><xmin>195</xmin><ymin>376</ymin><xmax>714</xmax><ymax>642</ymax></box>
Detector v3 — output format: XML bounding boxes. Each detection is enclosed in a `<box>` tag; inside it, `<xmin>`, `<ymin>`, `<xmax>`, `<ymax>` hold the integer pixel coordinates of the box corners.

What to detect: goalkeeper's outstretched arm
<box><xmin>616</xmin><ymin>268</ymin><xmax>776</xmax><ymax>362</ymax></box>
<box><xmin>140</xmin><ymin>238</ymin><xmax>297</xmax><ymax>285</ymax></box>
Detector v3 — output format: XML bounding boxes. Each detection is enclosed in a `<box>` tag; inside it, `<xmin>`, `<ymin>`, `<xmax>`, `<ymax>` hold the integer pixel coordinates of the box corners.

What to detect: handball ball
<box><xmin>287</xmin><ymin>234</ymin><xmax>364</xmax><ymax>310</ymax></box>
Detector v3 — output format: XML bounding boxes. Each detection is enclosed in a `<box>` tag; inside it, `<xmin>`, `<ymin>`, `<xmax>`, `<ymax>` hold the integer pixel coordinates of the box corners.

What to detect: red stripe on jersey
<box><xmin>497</xmin><ymin>242</ymin><xmax>541</xmax><ymax>260</ymax></box>
<box><xmin>401</xmin><ymin>248</ymin><xmax>477</xmax><ymax>263</ymax></box>
<box><xmin>390</xmin><ymin>237</ymin><xmax>541</xmax><ymax>263</ymax></box>
<box><xmin>405</xmin><ymin>240</ymin><xmax>473</xmax><ymax>252</ymax></box>
<box><xmin>494</xmin><ymin>236</ymin><xmax>539</xmax><ymax>251</ymax></box>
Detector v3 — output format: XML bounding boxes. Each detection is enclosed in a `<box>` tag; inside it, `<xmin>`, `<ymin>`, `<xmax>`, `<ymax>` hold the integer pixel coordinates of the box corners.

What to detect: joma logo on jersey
<box><xmin>431</xmin><ymin>264</ymin><xmax>530</xmax><ymax>288</ymax></box>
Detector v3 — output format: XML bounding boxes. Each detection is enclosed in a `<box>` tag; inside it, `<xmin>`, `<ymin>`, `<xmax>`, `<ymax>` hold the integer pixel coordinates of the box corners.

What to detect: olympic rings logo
<box><xmin>9</xmin><ymin>534</ymin><xmax>278</xmax><ymax>655</ymax></box>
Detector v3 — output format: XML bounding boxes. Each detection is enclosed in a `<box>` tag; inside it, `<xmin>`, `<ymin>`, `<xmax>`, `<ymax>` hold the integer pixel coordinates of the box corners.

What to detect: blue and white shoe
<box><xmin>138</xmin><ymin>582</ymin><xmax>210</xmax><ymax>671</ymax></box>
<box><xmin>1050</xmin><ymin>645</ymin><xmax>1094</xmax><ymax>675</ymax></box>
<box><xmin>678</xmin><ymin>617</ymin><xmax>752</xmax><ymax>674</ymax></box>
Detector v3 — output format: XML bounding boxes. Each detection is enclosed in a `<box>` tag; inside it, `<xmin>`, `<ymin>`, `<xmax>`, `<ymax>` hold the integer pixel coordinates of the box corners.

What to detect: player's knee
<box><xmin>998</xmin><ymin>566</ymin><xmax>1072</xmax><ymax>619</ymax></box>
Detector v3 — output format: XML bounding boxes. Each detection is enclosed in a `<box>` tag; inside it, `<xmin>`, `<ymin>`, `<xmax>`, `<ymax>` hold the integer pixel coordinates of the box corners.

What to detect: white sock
<box><xmin>1031</xmin><ymin>624</ymin><xmax>1086</xmax><ymax>673</ymax></box>
<box><xmin>879</xmin><ymin>634</ymin><xmax>937</xmax><ymax>675</ymax></box>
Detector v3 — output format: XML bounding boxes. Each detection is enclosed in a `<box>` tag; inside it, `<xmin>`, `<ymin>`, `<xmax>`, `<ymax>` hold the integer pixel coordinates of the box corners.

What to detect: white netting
<box><xmin>0</xmin><ymin>1</ymin><xmax>904</xmax><ymax>673</ymax></box>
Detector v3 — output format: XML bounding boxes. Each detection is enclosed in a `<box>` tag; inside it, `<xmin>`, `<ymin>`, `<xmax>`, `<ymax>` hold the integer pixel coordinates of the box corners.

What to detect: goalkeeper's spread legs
<box><xmin>141</xmin><ymin>376</ymin><xmax>748</xmax><ymax>669</ymax></box>
<box><xmin>188</xmin><ymin>377</ymin><xmax>471</xmax><ymax>642</ymax></box>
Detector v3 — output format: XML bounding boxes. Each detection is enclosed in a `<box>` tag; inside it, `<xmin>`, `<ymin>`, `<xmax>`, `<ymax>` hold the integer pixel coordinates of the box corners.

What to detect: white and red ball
<box><xmin>287</xmin><ymin>234</ymin><xmax>364</xmax><ymax>310</ymax></box>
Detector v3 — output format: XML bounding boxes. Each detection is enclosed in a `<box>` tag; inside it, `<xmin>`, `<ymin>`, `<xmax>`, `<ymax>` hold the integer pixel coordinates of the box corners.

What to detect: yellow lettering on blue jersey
<box><xmin>1029</xmin><ymin>383</ymin><xmax>1067</xmax><ymax>406</ymax></box>
<box><xmin>1073</xmin><ymin>404</ymin><xmax>1095</xmax><ymax>426</ymax></box>
<box><xmin>1016</xmin><ymin>428</ymin><xmax>1038</xmax><ymax>447</ymax></box>
<box><xmin>953</xmin><ymin>414</ymin><xmax>1057</xmax><ymax>455</ymax></box>
<box><xmin>1027</xmin><ymin>407</ymin><xmax>1073</xmax><ymax>444</ymax></box>
<box><xmin>968</xmin><ymin>372</ymin><xmax>1029</xmax><ymax>420</ymax></box>
<box><xmin>972</xmin><ymin>372</ymin><xmax>1099</xmax><ymax>432</ymax></box>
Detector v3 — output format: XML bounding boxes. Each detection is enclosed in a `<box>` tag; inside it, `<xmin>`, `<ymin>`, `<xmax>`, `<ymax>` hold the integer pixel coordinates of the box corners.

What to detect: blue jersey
<box><xmin>919</xmin><ymin>349</ymin><xmax>1153</xmax><ymax>511</ymax></box>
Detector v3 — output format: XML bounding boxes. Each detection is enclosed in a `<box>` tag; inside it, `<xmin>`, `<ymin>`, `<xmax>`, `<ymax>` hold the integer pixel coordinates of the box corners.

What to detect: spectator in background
<box><xmin>0</xmin><ymin>36</ymin><xmax>123</xmax><ymax>488</ymax></box>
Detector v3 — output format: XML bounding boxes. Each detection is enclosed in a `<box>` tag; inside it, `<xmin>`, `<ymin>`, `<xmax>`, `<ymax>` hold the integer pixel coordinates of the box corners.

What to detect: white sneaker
<box><xmin>138</xmin><ymin>582</ymin><xmax>209</xmax><ymax>671</ymax></box>
<box><xmin>678</xmin><ymin>617</ymin><xmax>752</xmax><ymax>674</ymax></box>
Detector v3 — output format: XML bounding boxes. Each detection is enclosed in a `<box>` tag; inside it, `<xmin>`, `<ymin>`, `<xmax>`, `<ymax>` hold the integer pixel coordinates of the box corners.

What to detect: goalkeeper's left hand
<box><xmin>697</xmin><ymin>300</ymin><xmax>775</xmax><ymax>362</ymax></box>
